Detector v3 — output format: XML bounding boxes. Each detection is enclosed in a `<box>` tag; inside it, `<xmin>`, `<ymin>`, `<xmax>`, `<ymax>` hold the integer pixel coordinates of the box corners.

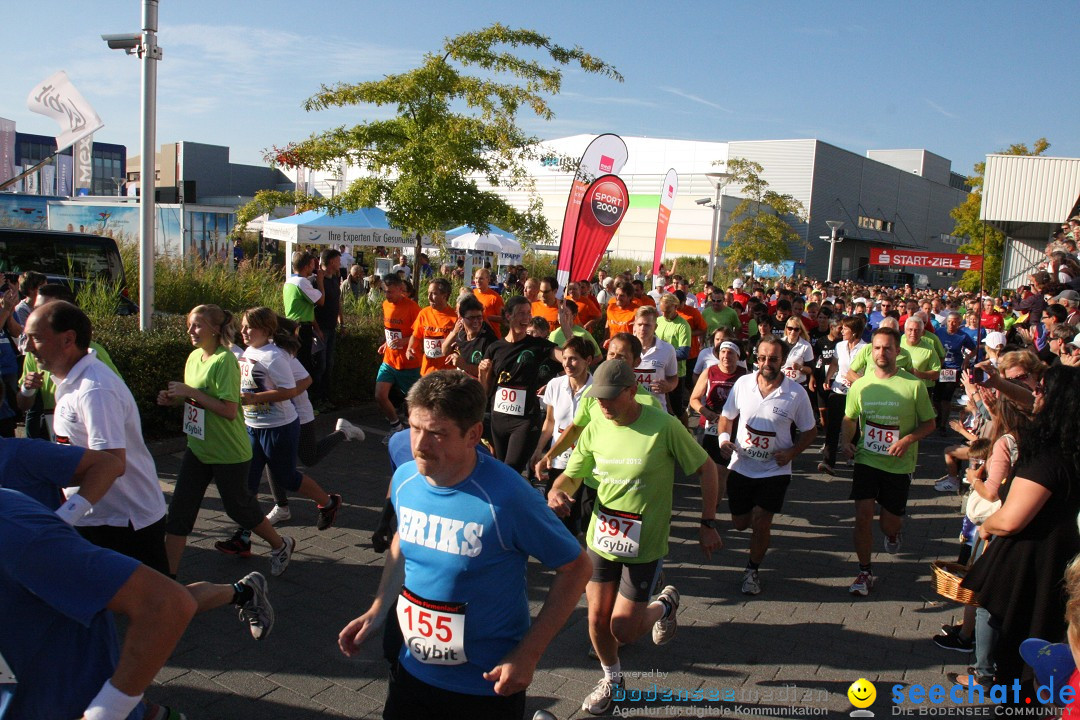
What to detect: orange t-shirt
<box><xmin>577</xmin><ymin>296</ymin><xmax>602</xmax><ymax>328</ymax></box>
<box><xmin>473</xmin><ymin>288</ymin><xmax>504</xmax><ymax>338</ymax></box>
<box><xmin>412</xmin><ymin>305</ymin><xmax>458</xmax><ymax>375</ymax></box>
<box><xmin>638</xmin><ymin>295</ymin><xmax>656</xmax><ymax>307</ymax></box>
<box><xmin>677</xmin><ymin>305</ymin><xmax>708</xmax><ymax>359</ymax></box>
<box><xmin>382</xmin><ymin>297</ymin><xmax>421</xmax><ymax>370</ymax></box>
<box><xmin>531</xmin><ymin>301</ymin><xmax>560</xmax><ymax>326</ymax></box>
<box><xmin>606</xmin><ymin>303</ymin><xmax>639</xmax><ymax>338</ymax></box>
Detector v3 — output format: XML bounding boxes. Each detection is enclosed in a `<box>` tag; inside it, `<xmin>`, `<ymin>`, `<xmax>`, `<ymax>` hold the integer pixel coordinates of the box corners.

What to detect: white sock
<box><xmin>601</xmin><ymin>662</ymin><xmax>622</xmax><ymax>684</ymax></box>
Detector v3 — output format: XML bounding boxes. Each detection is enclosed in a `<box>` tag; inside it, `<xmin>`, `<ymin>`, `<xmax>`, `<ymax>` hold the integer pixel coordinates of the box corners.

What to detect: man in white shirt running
<box><xmin>23</xmin><ymin>301</ymin><xmax>170</xmax><ymax>574</ymax></box>
<box><xmin>717</xmin><ymin>335</ymin><xmax>817</xmax><ymax>595</ymax></box>
<box><xmin>632</xmin><ymin>305</ymin><xmax>678</xmax><ymax>412</ymax></box>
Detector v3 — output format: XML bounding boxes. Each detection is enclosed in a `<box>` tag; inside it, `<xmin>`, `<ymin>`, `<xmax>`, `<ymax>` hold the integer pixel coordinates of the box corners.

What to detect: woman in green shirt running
<box><xmin>158</xmin><ymin>304</ymin><xmax>295</xmax><ymax>578</ymax></box>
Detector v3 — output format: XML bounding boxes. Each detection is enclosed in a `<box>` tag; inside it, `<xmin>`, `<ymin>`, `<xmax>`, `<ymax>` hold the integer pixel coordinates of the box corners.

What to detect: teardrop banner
<box><xmin>555</xmin><ymin>133</ymin><xmax>628</xmax><ymax>296</ymax></box>
<box><xmin>570</xmin><ymin>174</ymin><xmax>630</xmax><ymax>285</ymax></box>
<box><xmin>651</xmin><ymin>168</ymin><xmax>678</xmax><ymax>278</ymax></box>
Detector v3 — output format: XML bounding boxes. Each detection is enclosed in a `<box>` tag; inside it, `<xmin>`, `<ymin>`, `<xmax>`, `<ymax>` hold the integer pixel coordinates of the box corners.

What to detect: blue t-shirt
<box><xmin>935</xmin><ymin>328</ymin><xmax>977</xmax><ymax>370</ymax></box>
<box><xmin>0</xmin><ymin>489</ymin><xmax>142</xmax><ymax>720</ymax></box>
<box><xmin>0</xmin><ymin>437</ymin><xmax>84</xmax><ymax>509</ymax></box>
<box><xmin>391</xmin><ymin>452</ymin><xmax>580</xmax><ymax>696</ymax></box>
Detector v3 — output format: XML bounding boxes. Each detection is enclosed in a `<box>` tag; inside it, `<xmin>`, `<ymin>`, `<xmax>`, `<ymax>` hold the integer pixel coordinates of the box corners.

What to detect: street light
<box><xmin>825</xmin><ymin>220</ymin><xmax>844</xmax><ymax>283</ymax></box>
<box><xmin>102</xmin><ymin>0</ymin><xmax>162</xmax><ymax>332</ymax></box>
<box><xmin>704</xmin><ymin>171</ymin><xmax>733</xmax><ymax>283</ymax></box>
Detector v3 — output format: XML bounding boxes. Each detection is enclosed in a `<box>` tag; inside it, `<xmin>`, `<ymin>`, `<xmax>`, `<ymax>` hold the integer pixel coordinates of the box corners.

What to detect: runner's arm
<box><xmin>70</xmin><ymin>447</ymin><xmax>126</xmax><ymax>506</ymax></box>
<box><xmin>888</xmin><ymin>417</ymin><xmax>935</xmax><ymax>457</ymax></box>
<box><xmin>695</xmin><ymin>458</ymin><xmax>723</xmax><ymax>559</ymax></box>
<box><xmin>688</xmin><ymin>372</ymin><xmax>713</xmax><ymax>419</ymax></box>
<box><xmin>547</xmin><ymin>471</ymin><xmax>584</xmax><ymax>517</ymax></box>
<box><xmin>338</xmin><ymin>533</ymin><xmax>406</xmax><ymax>657</ymax></box>
<box><xmin>483</xmin><ymin>549</ymin><xmax>591</xmax><ymax>696</ymax></box>
<box><xmin>165</xmin><ymin>382</ymin><xmax>240</xmax><ymax>420</ymax></box>
<box><xmin>530</xmin><ymin>405</ymin><xmax>557</xmax><ymax>473</ymax></box>
<box><xmin>538</xmin><ymin>423</ymin><xmax>585</xmax><ymax>476</ymax></box>
<box><xmin>840</xmin><ymin>416</ymin><xmax>858</xmax><ymax>458</ymax></box>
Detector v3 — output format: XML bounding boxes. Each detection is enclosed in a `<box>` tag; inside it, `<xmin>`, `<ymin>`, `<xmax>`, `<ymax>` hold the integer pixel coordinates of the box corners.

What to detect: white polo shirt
<box><xmin>541</xmin><ymin>374</ymin><xmax>593</xmax><ymax>469</ymax></box>
<box><xmin>53</xmin><ymin>349</ymin><xmax>167</xmax><ymax>530</ymax></box>
<box><xmin>720</xmin><ymin>372</ymin><xmax>816</xmax><ymax>478</ymax></box>
<box><xmin>635</xmin><ymin>337</ymin><xmax>678</xmax><ymax>411</ymax></box>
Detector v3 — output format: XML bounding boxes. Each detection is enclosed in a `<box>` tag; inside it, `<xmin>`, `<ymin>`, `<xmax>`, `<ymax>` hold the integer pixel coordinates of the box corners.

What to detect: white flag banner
<box><xmin>26</xmin><ymin>71</ymin><xmax>104</xmax><ymax>152</ymax></box>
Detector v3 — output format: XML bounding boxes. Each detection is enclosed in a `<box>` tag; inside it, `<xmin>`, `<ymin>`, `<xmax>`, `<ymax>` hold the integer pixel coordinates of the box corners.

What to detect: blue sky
<box><xmin>4</xmin><ymin>1</ymin><xmax>1077</xmax><ymax>177</ymax></box>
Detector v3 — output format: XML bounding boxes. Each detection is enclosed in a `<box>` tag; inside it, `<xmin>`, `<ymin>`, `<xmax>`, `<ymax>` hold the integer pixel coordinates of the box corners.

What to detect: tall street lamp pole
<box><xmin>825</xmin><ymin>220</ymin><xmax>844</xmax><ymax>283</ymax></box>
<box><xmin>103</xmin><ymin>0</ymin><xmax>161</xmax><ymax>331</ymax></box>
<box><xmin>705</xmin><ymin>171</ymin><xmax>733</xmax><ymax>283</ymax></box>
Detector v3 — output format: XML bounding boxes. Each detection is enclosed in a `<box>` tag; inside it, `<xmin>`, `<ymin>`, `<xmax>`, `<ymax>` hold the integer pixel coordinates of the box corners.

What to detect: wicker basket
<box><xmin>931</xmin><ymin>561</ymin><xmax>979</xmax><ymax>606</ymax></box>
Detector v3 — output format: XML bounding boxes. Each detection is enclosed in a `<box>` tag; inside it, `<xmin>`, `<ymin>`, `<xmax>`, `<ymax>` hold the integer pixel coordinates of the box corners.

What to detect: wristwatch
<box><xmin>699</xmin><ymin>518</ymin><xmax>717</xmax><ymax>529</ymax></box>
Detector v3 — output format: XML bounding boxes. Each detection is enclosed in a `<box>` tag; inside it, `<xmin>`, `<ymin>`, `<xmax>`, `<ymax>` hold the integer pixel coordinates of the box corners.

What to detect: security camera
<box><xmin>101</xmin><ymin>33</ymin><xmax>142</xmax><ymax>51</ymax></box>
<box><xmin>695</xmin><ymin>198</ymin><xmax>711</xmax><ymax>206</ymax></box>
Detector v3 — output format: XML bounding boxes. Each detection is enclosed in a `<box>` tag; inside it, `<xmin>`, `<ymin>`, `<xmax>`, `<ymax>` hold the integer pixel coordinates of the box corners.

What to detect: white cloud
<box><xmin>657</xmin><ymin>86</ymin><xmax>733</xmax><ymax>113</ymax></box>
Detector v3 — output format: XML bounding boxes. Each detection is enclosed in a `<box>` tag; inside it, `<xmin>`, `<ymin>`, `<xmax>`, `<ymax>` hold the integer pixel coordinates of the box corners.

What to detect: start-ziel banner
<box><xmin>870</xmin><ymin>248</ymin><xmax>983</xmax><ymax>271</ymax></box>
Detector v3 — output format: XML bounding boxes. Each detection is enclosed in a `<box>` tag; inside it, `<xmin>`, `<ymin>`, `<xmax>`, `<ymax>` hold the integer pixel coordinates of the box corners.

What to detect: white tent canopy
<box><xmin>445</xmin><ymin>225</ymin><xmax>523</xmax><ymax>264</ymax></box>
<box><xmin>262</xmin><ymin>207</ymin><xmax>434</xmax><ymax>266</ymax></box>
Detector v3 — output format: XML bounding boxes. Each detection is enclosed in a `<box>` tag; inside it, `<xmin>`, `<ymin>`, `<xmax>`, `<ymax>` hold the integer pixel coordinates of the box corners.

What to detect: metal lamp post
<box><xmin>825</xmin><ymin>220</ymin><xmax>844</xmax><ymax>283</ymax></box>
<box><xmin>704</xmin><ymin>171</ymin><xmax>733</xmax><ymax>282</ymax></box>
<box><xmin>102</xmin><ymin>0</ymin><xmax>162</xmax><ymax>331</ymax></box>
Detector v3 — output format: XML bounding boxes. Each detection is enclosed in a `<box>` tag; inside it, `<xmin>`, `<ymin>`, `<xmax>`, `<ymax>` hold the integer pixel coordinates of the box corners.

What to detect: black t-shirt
<box><xmin>812</xmin><ymin>333</ymin><xmax>840</xmax><ymax>374</ymax></box>
<box><xmin>483</xmin><ymin>336</ymin><xmax>558</xmax><ymax>416</ymax></box>
<box><xmin>456</xmin><ymin>323</ymin><xmax>499</xmax><ymax>369</ymax></box>
<box><xmin>314</xmin><ymin>275</ymin><xmax>342</xmax><ymax>329</ymax></box>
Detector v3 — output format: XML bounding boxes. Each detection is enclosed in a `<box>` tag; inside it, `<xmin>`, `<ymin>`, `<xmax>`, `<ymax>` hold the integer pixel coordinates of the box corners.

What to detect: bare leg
<box><xmin>587</xmin><ymin>581</ymin><xmax>621</xmax><ymax>667</ymax></box>
<box><xmin>748</xmin><ymin>508</ymin><xmax>775</xmax><ymax>565</ymax></box>
<box><xmin>853</xmin><ymin>499</ymin><xmax>876</xmax><ymax>565</ymax></box>
<box><xmin>297</xmin><ymin>474</ymin><xmax>331</xmax><ymax>507</ymax></box>
<box><xmin>165</xmin><ymin>532</ymin><xmax>187</xmax><ymax>576</ymax></box>
<box><xmin>249</xmin><ymin>518</ymin><xmax>285</xmax><ymax>551</ymax></box>
<box><xmin>186</xmin><ymin>581</ymin><xmax>234</xmax><ymax>614</ymax></box>
<box><xmin>375</xmin><ymin>381</ymin><xmax>398</xmax><ymax>424</ymax></box>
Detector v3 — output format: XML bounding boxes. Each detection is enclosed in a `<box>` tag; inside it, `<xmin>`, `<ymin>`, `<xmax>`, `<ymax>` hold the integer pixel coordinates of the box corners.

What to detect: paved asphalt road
<box><xmin>145</xmin><ymin>403</ymin><xmax>998</xmax><ymax>719</ymax></box>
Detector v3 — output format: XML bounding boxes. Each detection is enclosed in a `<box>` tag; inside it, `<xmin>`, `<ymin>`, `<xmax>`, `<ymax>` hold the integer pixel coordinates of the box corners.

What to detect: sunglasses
<box><xmin>756</xmin><ymin>355</ymin><xmax>782</xmax><ymax>364</ymax></box>
<box><xmin>1004</xmin><ymin>372</ymin><xmax>1029</xmax><ymax>386</ymax></box>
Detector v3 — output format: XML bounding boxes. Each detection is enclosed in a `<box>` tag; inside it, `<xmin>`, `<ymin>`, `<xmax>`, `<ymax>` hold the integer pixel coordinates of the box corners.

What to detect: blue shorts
<box><xmin>247</xmin><ymin>417</ymin><xmax>302</xmax><ymax>495</ymax></box>
<box><xmin>376</xmin><ymin>363</ymin><xmax>420</xmax><ymax>395</ymax></box>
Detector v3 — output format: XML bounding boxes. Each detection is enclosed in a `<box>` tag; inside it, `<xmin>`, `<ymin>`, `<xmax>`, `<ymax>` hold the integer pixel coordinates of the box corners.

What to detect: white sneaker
<box><xmin>884</xmin><ymin>532</ymin><xmax>903</xmax><ymax>554</ymax></box>
<box><xmin>335</xmin><ymin>418</ymin><xmax>366</xmax><ymax>442</ymax></box>
<box><xmin>741</xmin><ymin>568</ymin><xmax>761</xmax><ymax>595</ymax></box>
<box><xmin>651</xmin><ymin>585</ymin><xmax>680</xmax><ymax>645</ymax></box>
<box><xmin>582</xmin><ymin>677</ymin><xmax>623</xmax><ymax>715</ymax></box>
<box><xmin>849</xmin><ymin>570</ymin><xmax>875</xmax><ymax>597</ymax></box>
<box><xmin>265</xmin><ymin>505</ymin><xmax>291</xmax><ymax>526</ymax></box>
<box><xmin>934</xmin><ymin>476</ymin><xmax>960</xmax><ymax>493</ymax></box>
<box><xmin>270</xmin><ymin>536</ymin><xmax>295</xmax><ymax>577</ymax></box>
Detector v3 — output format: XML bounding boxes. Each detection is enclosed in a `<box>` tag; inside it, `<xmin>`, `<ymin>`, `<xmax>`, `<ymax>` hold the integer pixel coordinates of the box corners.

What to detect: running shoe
<box><xmin>741</xmin><ymin>569</ymin><xmax>761</xmax><ymax>596</ymax></box>
<box><xmin>317</xmin><ymin>494</ymin><xmax>342</xmax><ymax>531</ymax></box>
<box><xmin>237</xmin><ymin>572</ymin><xmax>274</xmax><ymax>641</ymax></box>
<box><xmin>582</xmin><ymin>677</ymin><xmax>623</xmax><ymax>715</ymax></box>
<box><xmin>884</xmin><ymin>532</ymin><xmax>903</xmax><ymax>554</ymax></box>
<box><xmin>144</xmin><ymin>701</ymin><xmax>187</xmax><ymax>720</ymax></box>
<box><xmin>934</xmin><ymin>476</ymin><xmax>960</xmax><ymax>493</ymax></box>
<box><xmin>270</xmin><ymin>536</ymin><xmax>295</xmax><ymax>576</ymax></box>
<box><xmin>265</xmin><ymin>504</ymin><xmax>291</xmax><ymax>526</ymax></box>
<box><xmin>849</xmin><ymin>570</ymin><xmax>875</xmax><ymax>597</ymax></box>
<box><xmin>817</xmin><ymin>461</ymin><xmax>835</xmax><ymax>476</ymax></box>
<box><xmin>941</xmin><ymin>622</ymin><xmax>964</xmax><ymax>637</ymax></box>
<box><xmin>651</xmin><ymin>585</ymin><xmax>680</xmax><ymax>645</ymax></box>
<box><xmin>947</xmin><ymin>669</ymin><xmax>993</xmax><ymax>690</ymax></box>
<box><xmin>215</xmin><ymin>529</ymin><xmax>252</xmax><ymax>557</ymax></box>
<box><xmin>335</xmin><ymin>418</ymin><xmax>366</xmax><ymax>442</ymax></box>
<box><xmin>933</xmin><ymin>632</ymin><xmax>974</xmax><ymax>653</ymax></box>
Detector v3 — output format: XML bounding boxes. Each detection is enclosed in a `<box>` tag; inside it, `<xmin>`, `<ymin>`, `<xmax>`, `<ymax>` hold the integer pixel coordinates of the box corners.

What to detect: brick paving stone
<box><xmin>140</xmin><ymin>402</ymin><xmax>983</xmax><ymax>719</ymax></box>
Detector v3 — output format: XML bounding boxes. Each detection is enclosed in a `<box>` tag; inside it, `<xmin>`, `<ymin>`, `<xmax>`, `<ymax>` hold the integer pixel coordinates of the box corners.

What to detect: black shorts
<box><xmin>933</xmin><ymin>380</ymin><xmax>959</xmax><ymax>404</ymax></box>
<box><xmin>384</xmin><ymin>660</ymin><xmax>526</xmax><ymax>720</ymax></box>
<box><xmin>849</xmin><ymin>463</ymin><xmax>913</xmax><ymax>517</ymax></box>
<box><xmin>727</xmin><ymin>470</ymin><xmax>791</xmax><ymax>516</ymax></box>
<box><xmin>587</xmin><ymin>548</ymin><xmax>664</xmax><ymax>603</ymax></box>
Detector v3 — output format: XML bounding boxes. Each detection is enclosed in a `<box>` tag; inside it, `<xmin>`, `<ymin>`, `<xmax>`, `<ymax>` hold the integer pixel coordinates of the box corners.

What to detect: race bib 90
<box><xmin>493</xmin><ymin>386</ymin><xmax>525</xmax><ymax>416</ymax></box>
<box><xmin>863</xmin><ymin>420</ymin><xmax>899</xmax><ymax>455</ymax></box>
<box><xmin>397</xmin><ymin>586</ymin><xmax>467</xmax><ymax>665</ymax></box>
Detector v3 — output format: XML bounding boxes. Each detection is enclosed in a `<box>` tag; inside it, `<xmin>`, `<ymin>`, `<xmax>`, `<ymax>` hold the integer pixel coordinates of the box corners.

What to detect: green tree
<box><xmin>719</xmin><ymin>158</ymin><xmax>808</xmax><ymax>279</ymax></box>
<box><xmin>952</xmin><ymin>138</ymin><xmax>1050</xmax><ymax>293</ymax></box>
<box><xmin>236</xmin><ymin>24</ymin><xmax>620</xmax><ymax>288</ymax></box>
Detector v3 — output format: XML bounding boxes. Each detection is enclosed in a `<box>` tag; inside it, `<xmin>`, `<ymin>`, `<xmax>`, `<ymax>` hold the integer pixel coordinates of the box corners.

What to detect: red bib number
<box><xmin>494</xmin><ymin>386</ymin><xmax>525</xmax><ymax>416</ymax></box>
<box><xmin>396</xmin><ymin>587</ymin><xmax>467</xmax><ymax>666</ymax></box>
<box><xmin>422</xmin><ymin>337</ymin><xmax>444</xmax><ymax>358</ymax></box>
<box><xmin>183</xmin><ymin>399</ymin><xmax>206</xmax><ymax>440</ymax></box>
<box><xmin>863</xmin><ymin>420</ymin><xmax>899</xmax><ymax>455</ymax></box>
<box><xmin>940</xmin><ymin>368</ymin><xmax>957</xmax><ymax>383</ymax></box>
<box><xmin>592</xmin><ymin>504</ymin><xmax>642</xmax><ymax>558</ymax></box>
<box><xmin>740</xmin><ymin>425</ymin><xmax>776</xmax><ymax>463</ymax></box>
